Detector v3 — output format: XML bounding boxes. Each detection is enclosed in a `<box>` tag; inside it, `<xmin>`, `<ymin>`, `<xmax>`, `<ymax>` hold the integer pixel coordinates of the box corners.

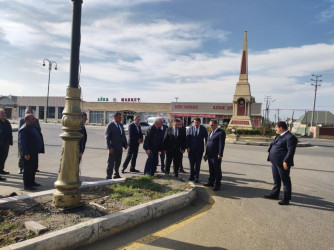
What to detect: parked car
<box><xmin>124</xmin><ymin>121</ymin><xmax>151</xmax><ymax>135</ymax></box>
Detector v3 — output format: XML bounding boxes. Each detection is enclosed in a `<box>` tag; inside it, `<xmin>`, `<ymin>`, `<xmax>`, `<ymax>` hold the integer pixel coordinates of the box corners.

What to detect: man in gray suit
<box><xmin>105</xmin><ymin>112</ymin><xmax>128</xmax><ymax>179</ymax></box>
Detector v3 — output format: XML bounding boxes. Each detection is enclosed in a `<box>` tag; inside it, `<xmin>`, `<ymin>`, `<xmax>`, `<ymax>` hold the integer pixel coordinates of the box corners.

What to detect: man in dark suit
<box><xmin>163</xmin><ymin>118</ymin><xmax>186</xmax><ymax>177</ymax></box>
<box><xmin>143</xmin><ymin>118</ymin><xmax>163</xmax><ymax>176</ymax></box>
<box><xmin>159</xmin><ymin>123</ymin><xmax>168</xmax><ymax>173</ymax></box>
<box><xmin>105</xmin><ymin>112</ymin><xmax>128</xmax><ymax>179</ymax></box>
<box><xmin>204</xmin><ymin>119</ymin><xmax>226</xmax><ymax>191</ymax></box>
<box><xmin>79</xmin><ymin>112</ymin><xmax>88</xmax><ymax>162</ymax></box>
<box><xmin>186</xmin><ymin>118</ymin><xmax>208</xmax><ymax>183</ymax></box>
<box><xmin>265</xmin><ymin>121</ymin><xmax>297</xmax><ymax>205</ymax></box>
<box><xmin>178</xmin><ymin>118</ymin><xmax>187</xmax><ymax>173</ymax></box>
<box><xmin>0</xmin><ymin>109</ymin><xmax>13</xmax><ymax>180</ymax></box>
<box><xmin>122</xmin><ymin>115</ymin><xmax>143</xmax><ymax>173</ymax></box>
<box><xmin>18</xmin><ymin>107</ymin><xmax>43</xmax><ymax>174</ymax></box>
<box><xmin>18</xmin><ymin>114</ymin><xmax>43</xmax><ymax>190</ymax></box>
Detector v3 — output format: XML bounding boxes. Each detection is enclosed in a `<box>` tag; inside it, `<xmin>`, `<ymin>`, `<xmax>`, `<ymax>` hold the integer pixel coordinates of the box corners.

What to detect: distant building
<box><xmin>292</xmin><ymin>111</ymin><xmax>334</xmax><ymax>135</ymax></box>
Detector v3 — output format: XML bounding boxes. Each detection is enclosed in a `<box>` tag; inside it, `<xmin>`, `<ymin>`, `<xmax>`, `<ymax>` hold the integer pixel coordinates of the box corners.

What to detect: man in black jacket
<box><xmin>122</xmin><ymin>116</ymin><xmax>143</xmax><ymax>173</ymax></box>
<box><xmin>79</xmin><ymin>112</ymin><xmax>88</xmax><ymax>162</ymax></box>
<box><xmin>18</xmin><ymin>114</ymin><xmax>43</xmax><ymax>190</ymax></box>
<box><xmin>265</xmin><ymin>121</ymin><xmax>297</xmax><ymax>205</ymax></box>
<box><xmin>18</xmin><ymin>107</ymin><xmax>43</xmax><ymax>174</ymax></box>
<box><xmin>204</xmin><ymin>119</ymin><xmax>226</xmax><ymax>191</ymax></box>
<box><xmin>143</xmin><ymin>118</ymin><xmax>163</xmax><ymax>176</ymax></box>
<box><xmin>0</xmin><ymin>109</ymin><xmax>13</xmax><ymax>180</ymax></box>
<box><xmin>163</xmin><ymin>119</ymin><xmax>186</xmax><ymax>177</ymax></box>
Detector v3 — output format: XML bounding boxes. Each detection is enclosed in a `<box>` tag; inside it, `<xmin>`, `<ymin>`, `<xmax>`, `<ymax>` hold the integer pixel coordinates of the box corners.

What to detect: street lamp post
<box><xmin>52</xmin><ymin>0</ymin><xmax>83</xmax><ymax>208</ymax></box>
<box><xmin>43</xmin><ymin>59</ymin><xmax>57</xmax><ymax>123</ymax></box>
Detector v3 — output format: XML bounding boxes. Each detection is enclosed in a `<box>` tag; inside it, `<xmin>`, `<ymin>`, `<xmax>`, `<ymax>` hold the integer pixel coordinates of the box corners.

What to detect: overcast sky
<box><xmin>1</xmin><ymin>0</ymin><xmax>334</xmax><ymax>120</ymax></box>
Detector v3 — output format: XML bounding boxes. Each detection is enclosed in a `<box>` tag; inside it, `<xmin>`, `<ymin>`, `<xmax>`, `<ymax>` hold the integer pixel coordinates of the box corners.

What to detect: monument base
<box><xmin>228</xmin><ymin>116</ymin><xmax>253</xmax><ymax>130</ymax></box>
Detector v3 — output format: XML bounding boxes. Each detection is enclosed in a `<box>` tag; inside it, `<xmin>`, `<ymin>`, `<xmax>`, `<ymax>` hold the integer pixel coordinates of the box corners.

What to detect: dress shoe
<box><xmin>203</xmin><ymin>183</ymin><xmax>214</xmax><ymax>187</ymax></box>
<box><xmin>18</xmin><ymin>169</ymin><xmax>24</xmax><ymax>174</ymax></box>
<box><xmin>0</xmin><ymin>176</ymin><xmax>6</xmax><ymax>181</ymax></box>
<box><xmin>278</xmin><ymin>200</ymin><xmax>289</xmax><ymax>205</ymax></box>
<box><xmin>179</xmin><ymin>169</ymin><xmax>187</xmax><ymax>173</ymax></box>
<box><xmin>32</xmin><ymin>182</ymin><xmax>41</xmax><ymax>187</ymax></box>
<box><xmin>0</xmin><ymin>170</ymin><xmax>9</xmax><ymax>175</ymax></box>
<box><xmin>264</xmin><ymin>194</ymin><xmax>279</xmax><ymax>200</ymax></box>
<box><xmin>121</xmin><ymin>169</ymin><xmax>125</xmax><ymax>174</ymax></box>
<box><xmin>114</xmin><ymin>175</ymin><xmax>121</xmax><ymax>179</ymax></box>
<box><xmin>130</xmin><ymin>169</ymin><xmax>140</xmax><ymax>172</ymax></box>
<box><xmin>213</xmin><ymin>186</ymin><xmax>220</xmax><ymax>191</ymax></box>
<box><xmin>106</xmin><ymin>176</ymin><xmax>111</xmax><ymax>180</ymax></box>
<box><xmin>188</xmin><ymin>178</ymin><xmax>195</xmax><ymax>181</ymax></box>
<box><xmin>194</xmin><ymin>179</ymin><xmax>199</xmax><ymax>183</ymax></box>
<box><xmin>24</xmin><ymin>186</ymin><xmax>36</xmax><ymax>191</ymax></box>
<box><xmin>36</xmin><ymin>170</ymin><xmax>40</xmax><ymax>172</ymax></box>
<box><xmin>161</xmin><ymin>169</ymin><xmax>165</xmax><ymax>173</ymax></box>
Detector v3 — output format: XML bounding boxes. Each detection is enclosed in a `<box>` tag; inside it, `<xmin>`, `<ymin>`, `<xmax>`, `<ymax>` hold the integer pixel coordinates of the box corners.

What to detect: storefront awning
<box><xmin>170</xmin><ymin>113</ymin><xmax>215</xmax><ymax>118</ymax></box>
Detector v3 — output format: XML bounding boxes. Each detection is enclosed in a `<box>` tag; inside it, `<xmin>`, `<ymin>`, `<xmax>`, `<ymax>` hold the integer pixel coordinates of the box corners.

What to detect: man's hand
<box><xmin>24</xmin><ymin>155</ymin><xmax>30</xmax><ymax>160</ymax></box>
<box><xmin>283</xmin><ymin>162</ymin><xmax>288</xmax><ymax>170</ymax></box>
<box><xmin>124</xmin><ymin>145</ymin><xmax>128</xmax><ymax>150</ymax></box>
<box><xmin>78</xmin><ymin>153</ymin><xmax>83</xmax><ymax>158</ymax></box>
<box><xmin>146</xmin><ymin>150</ymin><xmax>151</xmax><ymax>156</ymax></box>
<box><xmin>217</xmin><ymin>155</ymin><xmax>222</xmax><ymax>159</ymax></box>
<box><xmin>138</xmin><ymin>139</ymin><xmax>143</xmax><ymax>144</ymax></box>
<box><xmin>109</xmin><ymin>148</ymin><xmax>115</xmax><ymax>154</ymax></box>
<box><xmin>181</xmin><ymin>149</ymin><xmax>185</xmax><ymax>154</ymax></box>
<box><xmin>187</xmin><ymin>148</ymin><xmax>190</xmax><ymax>153</ymax></box>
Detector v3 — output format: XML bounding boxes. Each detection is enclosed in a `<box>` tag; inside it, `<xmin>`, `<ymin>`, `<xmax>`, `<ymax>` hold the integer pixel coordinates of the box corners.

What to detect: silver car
<box><xmin>124</xmin><ymin>121</ymin><xmax>151</xmax><ymax>135</ymax></box>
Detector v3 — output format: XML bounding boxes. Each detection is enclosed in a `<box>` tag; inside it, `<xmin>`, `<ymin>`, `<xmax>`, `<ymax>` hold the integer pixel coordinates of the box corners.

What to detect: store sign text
<box><xmin>213</xmin><ymin>105</ymin><xmax>233</xmax><ymax>110</ymax></box>
<box><xmin>174</xmin><ymin>105</ymin><xmax>198</xmax><ymax>109</ymax></box>
<box><xmin>97</xmin><ymin>97</ymin><xmax>109</xmax><ymax>102</ymax></box>
<box><xmin>121</xmin><ymin>98</ymin><xmax>141</xmax><ymax>102</ymax></box>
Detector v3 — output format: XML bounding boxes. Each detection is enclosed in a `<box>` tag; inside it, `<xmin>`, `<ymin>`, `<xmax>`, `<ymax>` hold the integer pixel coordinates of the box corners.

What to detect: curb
<box><xmin>1</xmin><ymin>182</ymin><xmax>196</xmax><ymax>250</ymax></box>
<box><xmin>0</xmin><ymin>179</ymin><xmax>125</xmax><ymax>205</ymax></box>
<box><xmin>226</xmin><ymin>141</ymin><xmax>312</xmax><ymax>147</ymax></box>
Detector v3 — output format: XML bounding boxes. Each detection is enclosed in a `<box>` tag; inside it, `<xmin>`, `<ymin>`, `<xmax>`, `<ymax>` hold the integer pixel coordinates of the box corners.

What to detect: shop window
<box><xmin>47</xmin><ymin>107</ymin><xmax>55</xmax><ymax>118</ymax></box>
<box><xmin>39</xmin><ymin>106</ymin><xmax>44</xmax><ymax>119</ymax></box>
<box><xmin>18</xmin><ymin>106</ymin><xmax>26</xmax><ymax>118</ymax></box>
<box><xmin>58</xmin><ymin>107</ymin><xmax>64</xmax><ymax>119</ymax></box>
<box><xmin>202</xmin><ymin>118</ymin><xmax>212</xmax><ymax>125</ymax></box>
<box><xmin>90</xmin><ymin>111</ymin><xmax>104</xmax><ymax>124</ymax></box>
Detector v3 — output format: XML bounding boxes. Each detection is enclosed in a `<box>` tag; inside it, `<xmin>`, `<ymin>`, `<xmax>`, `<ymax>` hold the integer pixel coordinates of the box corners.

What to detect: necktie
<box><xmin>196</xmin><ymin>127</ymin><xmax>199</xmax><ymax>136</ymax></box>
<box><xmin>175</xmin><ymin>129</ymin><xmax>178</xmax><ymax>137</ymax></box>
<box><xmin>117</xmin><ymin>123</ymin><xmax>122</xmax><ymax>134</ymax></box>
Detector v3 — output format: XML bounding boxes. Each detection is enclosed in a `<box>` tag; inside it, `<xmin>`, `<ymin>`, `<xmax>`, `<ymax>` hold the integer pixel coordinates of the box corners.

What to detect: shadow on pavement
<box><xmin>211</xmin><ymin>175</ymin><xmax>334</xmax><ymax>212</ymax></box>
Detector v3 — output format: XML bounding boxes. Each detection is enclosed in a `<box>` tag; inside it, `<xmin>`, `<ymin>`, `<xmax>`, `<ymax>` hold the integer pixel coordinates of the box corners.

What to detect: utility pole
<box><xmin>310</xmin><ymin>74</ymin><xmax>322</xmax><ymax>127</ymax></box>
<box><xmin>264</xmin><ymin>96</ymin><xmax>276</xmax><ymax>123</ymax></box>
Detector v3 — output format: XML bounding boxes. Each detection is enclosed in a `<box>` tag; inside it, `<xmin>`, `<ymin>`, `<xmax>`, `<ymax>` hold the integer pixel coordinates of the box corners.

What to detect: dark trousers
<box><xmin>188</xmin><ymin>150</ymin><xmax>203</xmax><ymax>180</ymax></box>
<box><xmin>19</xmin><ymin>154</ymin><xmax>38</xmax><ymax>173</ymax></box>
<box><xmin>271</xmin><ymin>162</ymin><xmax>292</xmax><ymax>201</ymax></box>
<box><xmin>144</xmin><ymin>151</ymin><xmax>159</xmax><ymax>176</ymax></box>
<box><xmin>122</xmin><ymin>146</ymin><xmax>139</xmax><ymax>170</ymax></box>
<box><xmin>160</xmin><ymin>152</ymin><xmax>165</xmax><ymax>171</ymax></box>
<box><xmin>107</xmin><ymin>151</ymin><xmax>122</xmax><ymax>178</ymax></box>
<box><xmin>208</xmin><ymin>157</ymin><xmax>222</xmax><ymax>187</ymax></box>
<box><xmin>23</xmin><ymin>154</ymin><xmax>38</xmax><ymax>187</ymax></box>
<box><xmin>166</xmin><ymin>150</ymin><xmax>183</xmax><ymax>177</ymax></box>
<box><xmin>0</xmin><ymin>144</ymin><xmax>10</xmax><ymax>171</ymax></box>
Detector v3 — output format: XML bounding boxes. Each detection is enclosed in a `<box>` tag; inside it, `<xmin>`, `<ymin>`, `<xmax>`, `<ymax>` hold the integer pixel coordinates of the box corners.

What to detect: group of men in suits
<box><xmin>104</xmin><ymin>114</ymin><xmax>297</xmax><ymax>198</ymax></box>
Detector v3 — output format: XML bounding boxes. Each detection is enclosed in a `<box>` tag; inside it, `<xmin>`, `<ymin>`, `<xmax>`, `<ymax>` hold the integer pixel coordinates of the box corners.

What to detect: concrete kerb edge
<box><xmin>2</xmin><ymin>182</ymin><xmax>196</xmax><ymax>250</ymax></box>
<box><xmin>0</xmin><ymin>179</ymin><xmax>125</xmax><ymax>205</ymax></box>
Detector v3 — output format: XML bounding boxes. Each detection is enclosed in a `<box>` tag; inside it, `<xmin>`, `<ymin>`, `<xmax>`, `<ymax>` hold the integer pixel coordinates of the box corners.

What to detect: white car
<box><xmin>124</xmin><ymin>122</ymin><xmax>150</xmax><ymax>134</ymax></box>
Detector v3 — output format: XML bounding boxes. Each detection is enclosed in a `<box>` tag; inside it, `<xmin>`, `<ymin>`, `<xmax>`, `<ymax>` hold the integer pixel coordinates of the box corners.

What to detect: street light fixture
<box><xmin>43</xmin><ymin>59</ymin><xmax>57</xmax><ymax>123</ymax></box>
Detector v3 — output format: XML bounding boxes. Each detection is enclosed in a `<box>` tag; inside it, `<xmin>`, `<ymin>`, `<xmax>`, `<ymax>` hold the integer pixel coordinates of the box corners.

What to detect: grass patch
<box><xmin>108</xmin><ymin>175</ymin><xmax>187</xmax><ymax>206</ymax></box>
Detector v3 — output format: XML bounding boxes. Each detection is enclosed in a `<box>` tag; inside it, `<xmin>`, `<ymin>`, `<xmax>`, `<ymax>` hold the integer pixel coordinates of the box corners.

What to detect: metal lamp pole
<box><xmin>43</xmin><ymin>59</ymin><xmax>57</xmax><ymax>123</ymax></box>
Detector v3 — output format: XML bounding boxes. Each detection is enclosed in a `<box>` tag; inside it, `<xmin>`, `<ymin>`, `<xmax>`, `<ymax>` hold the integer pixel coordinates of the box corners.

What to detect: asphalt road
<box><xmin>1</xmin><ymin>123</ymin><xmax>334</xmax><ymax>249</ymax></box>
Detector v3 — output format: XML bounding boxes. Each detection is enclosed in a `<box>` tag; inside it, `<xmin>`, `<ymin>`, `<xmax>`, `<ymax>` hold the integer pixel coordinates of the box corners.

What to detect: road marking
<box><xmin>118</xmin><ymin>188</ymin><xmax>216</xmax><ymax>250</ymax></box>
